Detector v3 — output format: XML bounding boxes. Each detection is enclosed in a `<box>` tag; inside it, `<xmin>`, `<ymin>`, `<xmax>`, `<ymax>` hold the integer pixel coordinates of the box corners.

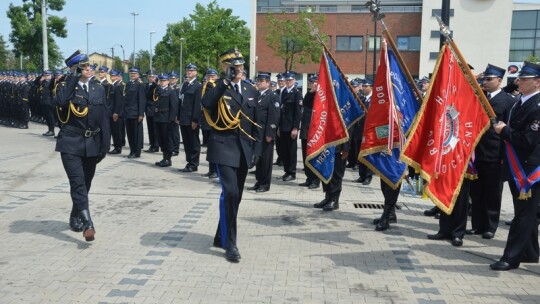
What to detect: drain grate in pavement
<box><xmin>354</xmin><ymin>203</ymin><xmax>384</xmax><ymax>209</ymax></box>
<box><xmin>353</xmin><ymin>203</ymin><xmax>403</xmax><ymax>210</ymax></box>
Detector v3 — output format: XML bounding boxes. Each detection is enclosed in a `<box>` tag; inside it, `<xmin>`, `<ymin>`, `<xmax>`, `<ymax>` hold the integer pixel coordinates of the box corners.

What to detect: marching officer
<box><xmin>273</xmin><ymin>73</ymin><xmax>285</xmax><ymax>166</ymax></box>
<box><xmin>468</xmin><ymin>64</ymin><xmax>515</xmax><ymax>239</ymax></box>
<box><xmin>278</xmin><ymin>71</ymin><xmax>302</xmax><ymax>182</ymax></box>
<box><xmin>152</xmin><ymin>74</ymin><xmax>179</xmax><ymax>167</ymax></box>
<box><xmin>202</xmin><ymin>48</ymin><xmax>261</xmax><ymax>262</ymax></box>
<box><xmin>54</xmin><ymin>52</ymin><xmax>110</xmax><ymax>242</ymax></box>
<box><xmin>178</xmin><ymin>63</ymin><xmax>202</xmax><ymax>172</ymax></box>
<box><xmin>492</xmin><ymin>61</ymin><xmax>540</xmax><ymax>270</ymax></box>
<box><xmin>247</xmin><ymin>71</ymin><xmax>280</xmax><ymax>192</ymax></box>
<box><xmin>123</xmin><ymin>67</ymin><xmax>146</xmax><ymax>158</ymax></box>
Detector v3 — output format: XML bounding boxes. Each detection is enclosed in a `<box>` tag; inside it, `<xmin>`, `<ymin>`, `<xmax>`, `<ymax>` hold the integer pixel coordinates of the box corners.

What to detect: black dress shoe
<box><xmin>465</xmin><ymin>229</ymin><xmax>481</xmax><ymax>235</ymax></box>
<box><xmin>201</xmin><ymin>172</ymin><xmax>212</xmax><ymax>177</ymax></box>
<box><xmin>247</xmin><ymin>185</ymin><xmax>259</xmax><ymax>191</ymax></box>
<box><xmin>323</xmin><ymin>201</ymin><xmax>339</xmax><ymax>211</ymax></box>
<box><xmin>308</xmin><ymin>183</ymin><xmax>320</xmax><ymax>189</ymax></box>
<box><xmin>42</xmin><ymin>130</ymin><xmax>54</xmax><ymax>136</ymax></box>
<box><xmin>256</xmin><ymin>187</ymin><xmax>269</xmax><ymax>193</ymax></box>
<box><xmin>69</xmin><ymin>216</ymin><xmax>83</xmax><ymax>232</ymax></box>
<box><xmin>482</xmin><ymin>232</ymin><xmax>495</xmax><ymax>239</ymax></box>
<box><xmin>127</xmin><ymin>154</ymin><xmax>140</xmax><ymax>159</ymax></box>
<box><xmin>225</xmin><ymin>246</ymin><xmax>241</xmax><ymax>262</ymax></box>
<box><xmin>172</xmin><ymin>151</ymin><xmax>179</xmax><ymax>156</ymax></box>
<box><xmin>155</xmin><ymin>159</ymin><xmax>172</xmax><ymax>167</ymax></box>
<box><xmin>427</xmin><ymin>233</ymin><xmax>448</xmax><ymax>240</ymax></box>
<box><xmin>208</xmin><ymin>172</ymin><xmax>218</xmax><ymax>179</ymax></box>
<box><xmin>362</xmin><ymin>177</ymin><xmax>372</xmax><ymax>185</ymax></box>
<box><xmin>178</xmin><ymin>167</ymin><xmax>197</xmax><ymax>172</ymax></box>
<box><xmin>451</xmin><ymin>237</ymin><xmax>463</xmax><ymax>247</ymax></box>
<box><xmin>249</xmin><ymin>170</ymin><xmax>256</xmax><ymax>175</ymax></box>
<box><xmin>490</xmin><ymin>260</ymin><xmax>518</xmax><ymax>271</ymax></box>
<box><xmin>298</xmin><ymin>181</ymin><xmax>310</xmax><ymax>187</ymax></box>
<box><xmin>313</xmin><ymin>199</ymin><xmax>329</xmax><ymax>209</ymax></box>
<box><xmin>144</xmin><ymin>147</ymin><xmax>159</xmax><ymax>153</ymax></box>
<box><xmin>373</xmin><ymin>214</ymin><xmax>397</xmax><ymax>225</ymax></box>
<box><xmin>505</xmin><ymin>219</ymin><xmax>513</xmax><ymax>226</ymax></box>
<box><xmin>355</xmin><ymin>177</ymin><xmax>365</xmax><ymax>183</ymax></box>
<box><xmin>108</xmin><ymin>149</ymin><xmax>121</xmax><ymax>154</ymax></box>
<box><xmin>424</xmin><ymin>206</ymin><xmax>440</xmax><ymax>217</ymax></box>
<box><xmin>282</xmin><ymin>174</ymin><xmax>296</xmax><ymax>182</ymax></box>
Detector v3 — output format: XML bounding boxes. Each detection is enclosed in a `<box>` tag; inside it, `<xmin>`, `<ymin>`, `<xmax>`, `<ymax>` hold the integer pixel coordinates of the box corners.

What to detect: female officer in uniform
<box><xmin>55</xmin><ymin>52</ymin><xmax>110</xmax><ymax>242</ymax></box>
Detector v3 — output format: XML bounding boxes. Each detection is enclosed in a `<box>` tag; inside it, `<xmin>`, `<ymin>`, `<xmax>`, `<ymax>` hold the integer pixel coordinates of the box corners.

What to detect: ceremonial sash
<box><xmin>505</xmin><ymin>140</ymin><xmax>540</xmax><ymax>199</ymax></box>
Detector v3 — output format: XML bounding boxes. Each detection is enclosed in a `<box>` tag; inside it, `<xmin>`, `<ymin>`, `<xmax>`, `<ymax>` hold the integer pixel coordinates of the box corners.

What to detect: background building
<box><xmin>255</xmin><ymin>0</ymin><xmax>539</xmax><ymax>89</ymax></box>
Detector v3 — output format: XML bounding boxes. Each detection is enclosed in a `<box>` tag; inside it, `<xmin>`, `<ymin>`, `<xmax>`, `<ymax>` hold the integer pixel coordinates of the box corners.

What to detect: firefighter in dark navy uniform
<box><xmin>178</xmin><ymin>63</ymin><xmax>203</xmax><ymax>172</ymax></box>
<box><xmin>123</xmin><ymin>67</ymin><xmax>146</xmax><ymax>158</ymax></box>
<box><xmin>468</xmin><ymin>64</ymin><xmax>515</xmax><ymax>239</ymax></box>
<box><xmin>107</xmin><ymin>69</ymin><xmax>126</xmax><ymax>154</ymax></box>
<box><xmin>298</xmin><ymin>74</ymin><xmax>320</xmax><ymax>189</ymax></box>
<box><xmin>152</xmin><ymin>74</ymin><xmax>179</xmax><ymax>167</ymax></box>
<box><xmin>278</xmin><ymin>71</ymin><xmax>302</xmax><ymax>182</ymax></box>
<box><xmin>491</xmin><ymin>61</ymin><xmax>540</xmax><ymax>271</ymax></box>
<box><xmin>144</xmin><ymin>70</ymin><xmax>159</xmax><ymax>153</ymax></box>
<box><xmin>54</xmin><ymin>52</ymin><xmax>111</xmax><ymax>242</ymax></box>
<box><xmin>246</xmin><ymin>71</ymin><xmax>280</xmax><ymax>193</ymax></box>
<box><xmin>202</xmin><ymin>48</ymin><xmax>261</xmax><ymax>262</ymax></box>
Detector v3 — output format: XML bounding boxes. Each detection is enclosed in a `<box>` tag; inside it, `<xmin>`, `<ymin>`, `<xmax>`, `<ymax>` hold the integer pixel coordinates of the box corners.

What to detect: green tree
<box><xmin>7</xmin><ymin>0</ymin><xmax>67</xmax><ymax>70</ymax></box>
<box><xmin>265</xmin><ymin>10</ymin><xmax>327</xmax><ymax>71</ymax></box>
<box><xmin>0</xmin><ymin>35</ymin><xmax>9</xmax><ymax>70</ymax></box>
<box><xmin>153</xmin><ymin>0</ymin><xmax>250</xmax><ymax>75</ymax></box>
<box><xmin>134</xmin><ymin>50</ymin><xmax>151</xmax><ymax>74</ymax></box>
<box><xmin>524</xmin><ymin>54</ymin><xmax>539</xmax><ymax>63</ymax></box>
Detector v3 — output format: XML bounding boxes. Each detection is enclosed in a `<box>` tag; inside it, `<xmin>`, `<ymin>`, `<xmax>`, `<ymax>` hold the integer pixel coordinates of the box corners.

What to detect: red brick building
<box><xmin>255</xmin><ymin>3</ymin><xmax>422</xmax><ymax>86</ymax></box>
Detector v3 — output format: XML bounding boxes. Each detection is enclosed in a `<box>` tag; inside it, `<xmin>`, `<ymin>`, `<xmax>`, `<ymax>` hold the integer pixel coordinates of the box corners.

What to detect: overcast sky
<box><xmin>0</xmin><ymin>0</ymin><xmax>538</xmax><ymax>63</ymax></box>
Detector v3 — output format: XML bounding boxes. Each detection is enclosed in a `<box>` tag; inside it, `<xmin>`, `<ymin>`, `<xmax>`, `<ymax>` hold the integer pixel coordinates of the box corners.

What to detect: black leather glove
<box><xmin>225</xmin><ymin>66</ymin><xmax>237</xmax><ymax>82</ymax></box>
<box><xmin>96</xmin><ymin>153</ymin><xmax>106</xmax><ymax>164</ymax></box>
<box><xmin>250</xmin><ymin>155</ymin><xmax>260</xmax><ymax>169</ymax></box>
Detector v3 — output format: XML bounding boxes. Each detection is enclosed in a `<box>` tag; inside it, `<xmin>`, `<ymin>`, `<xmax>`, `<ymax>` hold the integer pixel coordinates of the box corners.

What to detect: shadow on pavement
<box><xmin>9</xmin><ymin>219</ymin><xmax>91</xmax><ymax>249</ymax></box>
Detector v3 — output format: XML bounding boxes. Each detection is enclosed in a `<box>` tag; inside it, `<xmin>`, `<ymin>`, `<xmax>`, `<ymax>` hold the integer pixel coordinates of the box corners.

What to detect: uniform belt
<box><xmin>62</xmin><ymin>124</ymin><xmax>101</xmax><ymax>137</ymax></box>
<box><xmin>155</xmin><ymin>107</ymin><xmax>169</xmax><ymax>112</ymax></box>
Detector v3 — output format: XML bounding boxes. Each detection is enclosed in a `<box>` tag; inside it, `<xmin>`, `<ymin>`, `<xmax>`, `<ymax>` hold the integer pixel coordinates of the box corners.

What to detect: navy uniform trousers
<box><xmin>214</xmin><ymin>150</ymin><xmax>249</xmax><ymax>249</ymax></box>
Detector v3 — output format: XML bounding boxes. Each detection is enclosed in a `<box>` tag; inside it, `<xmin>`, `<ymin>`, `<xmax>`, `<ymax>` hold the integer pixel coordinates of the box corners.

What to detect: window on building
<box><xmin>336</xmin><ymin>36</ymin><xmax>363</xmax><ymax>51</ymax></box>
<box><xmin>320</xmin><ymin>5</ymin><xmax>337</xmax><ymax>13</ymax></box>
<box><xmin>397</xmin><ymin>36</ymin><xmax>421</xmax><ymax>51</ymax></box>
<box><xmin>429</xmin><ymin>52</ymin><xmax>439</xmax><ymax>60</ymax></box>
<box><xmin>351</xmin><ymin>5</ymin><xmax>368</xmax><ymax>13</ymax></box>
<box><xmin>430</xmin><ymin>30</ymin><xmax>453</xmax><ymax>38</ymax></box>
<box><xmin>431</xmin><ymin>9</ymin><xmax>454</xmax><ymax>17</ymax></box>
<box><xmin>510</xmin><ymin>10</ymin><xmax>540</xmax><ymax>62</ymax></box>
<box><xmin>368</xmin><ymin>36</ymin><xmax>381</xmax><ymax>51</ymax></box>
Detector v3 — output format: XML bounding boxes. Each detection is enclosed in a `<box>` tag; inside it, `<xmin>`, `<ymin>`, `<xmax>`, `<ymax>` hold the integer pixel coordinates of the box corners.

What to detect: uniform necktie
<box><xmin>83</xmin><ymin>84</ymin><xmax>88</xmax><ymax>93</ymax></box>
<box><xmin>487</xmin><ymin>93</ymin><xmax>491</xmax><ymax>100</ymax></box>
<box><xmin>234</xmin><ymin>83</ymin><xmax>240</xmax><ymax>95</ymax></box>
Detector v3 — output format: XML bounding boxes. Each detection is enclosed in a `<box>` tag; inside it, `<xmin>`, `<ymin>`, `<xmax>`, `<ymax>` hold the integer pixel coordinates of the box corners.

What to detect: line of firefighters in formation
<box><xmin>0</xmin><ymin>59</ymin><xmax>537</xmax><ymax>270</ymax></box>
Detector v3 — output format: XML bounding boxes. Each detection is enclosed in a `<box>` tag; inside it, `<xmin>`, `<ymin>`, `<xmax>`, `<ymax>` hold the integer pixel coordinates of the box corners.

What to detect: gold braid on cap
<box><xmin>202</xmin><ymin>81</ymin><xmax>261</xmax><ymax>141</ymax></box>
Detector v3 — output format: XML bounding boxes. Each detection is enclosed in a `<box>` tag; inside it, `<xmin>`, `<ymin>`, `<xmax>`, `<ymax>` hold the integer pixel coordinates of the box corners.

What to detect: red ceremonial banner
<box><xmin>400</xmin><ymin>45</ymin><xmax>490</xmax><ymax>214</ymax></box>
<box><xmin>305</xmin><ymin>52</ymin><xmax>349</xmax><ymax>182</ymax></box>
<box><xmin>361</xmin><ymin>42</ymin><xmax>401</xmax><ymax>155</ymax></box>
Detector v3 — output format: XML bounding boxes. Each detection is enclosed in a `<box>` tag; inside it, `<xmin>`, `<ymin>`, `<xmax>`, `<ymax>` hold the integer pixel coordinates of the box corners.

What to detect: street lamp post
<box><xmin>86</xmin><ymin>21</ymin><xmax>93</xmax><ymax>55</ymax></box>
<box><xmin>150</xmin><ymin>31</ymin><xmax>156</xmax><ymax>71</ymax></box>
<box><xmin>131</xmin><ymin>12</ymin><xmax>139</xmax><ymax>66</ymax></box>
<box><xmin>112</xmin><ymin>44</ymin><xmax>125</xmax><ymax>71</ymax></box>
<box><xmin>179</xmin><ymin>37</ymin><xmax>186</xmax><ymax>80</ymax></box>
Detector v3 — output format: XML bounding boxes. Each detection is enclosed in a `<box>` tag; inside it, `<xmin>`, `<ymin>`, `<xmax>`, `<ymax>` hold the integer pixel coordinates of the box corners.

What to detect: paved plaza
<box><xmin>0</xmin><ymin>122</ymin><xmax>539</xmax><ymax>304</ymax></box>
